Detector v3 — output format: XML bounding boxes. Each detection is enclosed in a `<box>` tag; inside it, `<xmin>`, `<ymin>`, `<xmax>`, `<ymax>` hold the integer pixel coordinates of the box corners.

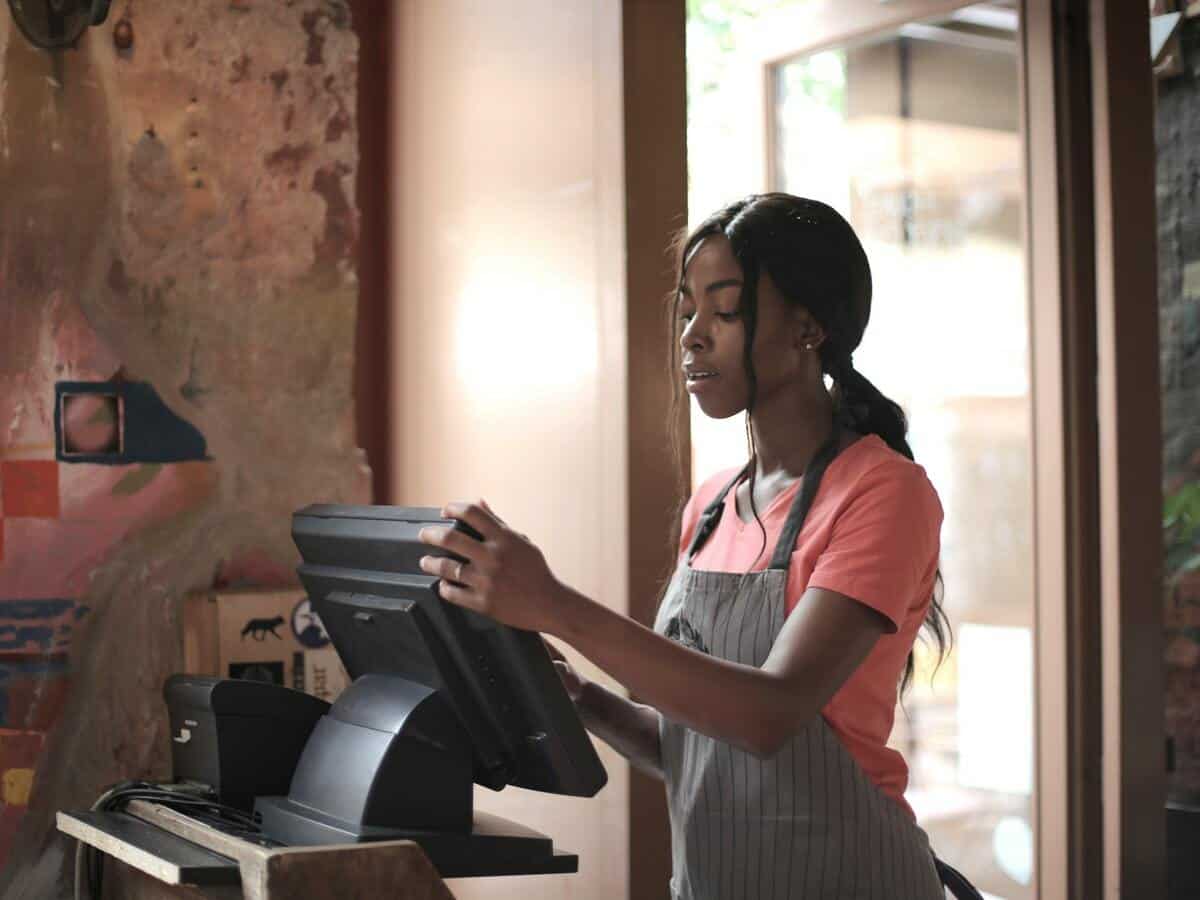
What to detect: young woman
<box><xmin>418</xmin><ymin>193</ymin><xmax>978</xmax><ymax>900</ymax></box>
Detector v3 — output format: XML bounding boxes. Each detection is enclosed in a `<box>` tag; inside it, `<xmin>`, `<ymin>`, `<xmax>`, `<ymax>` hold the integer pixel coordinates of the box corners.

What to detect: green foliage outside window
<box><xmin>1166</xmin><ymin>480</ymin><xmax>1200</xmax><ymax>599</ymax></box>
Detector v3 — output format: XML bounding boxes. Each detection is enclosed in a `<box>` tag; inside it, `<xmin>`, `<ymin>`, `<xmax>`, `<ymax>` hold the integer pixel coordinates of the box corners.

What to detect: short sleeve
<box><xmin>806</xmin><ymin>461</ymin><xmax>943</xmax><ymax>632</ymax></box>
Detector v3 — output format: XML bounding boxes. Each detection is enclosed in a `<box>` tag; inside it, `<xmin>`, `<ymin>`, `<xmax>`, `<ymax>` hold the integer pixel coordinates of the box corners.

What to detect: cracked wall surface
<box><xmin>0</xmin><ymin>3</ymin><xmax>367</xmax><ymax>894</ymax></box>
<box><xmin>1159</xmin><ymin>16</ymin><xmax>1200</xmax><ymax>803</ymax></box>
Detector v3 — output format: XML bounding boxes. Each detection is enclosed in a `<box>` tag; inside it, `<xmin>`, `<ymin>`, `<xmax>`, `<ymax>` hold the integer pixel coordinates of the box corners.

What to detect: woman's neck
<box><xmin>747</xmin><ymin>383</ymin><xmax>836</xmax><ymax>479</ymax></box>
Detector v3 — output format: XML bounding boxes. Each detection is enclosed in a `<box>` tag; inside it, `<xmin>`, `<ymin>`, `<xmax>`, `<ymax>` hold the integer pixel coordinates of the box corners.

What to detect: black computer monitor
<box><xmin>253</xmin><ymin>504</ymin><xmax>606</xmax><ymax>874</ymax></box>
<box><xmin>290</xmin><ymin>503</ymin><xmax>607</xmax><ymax>796</ymax></box>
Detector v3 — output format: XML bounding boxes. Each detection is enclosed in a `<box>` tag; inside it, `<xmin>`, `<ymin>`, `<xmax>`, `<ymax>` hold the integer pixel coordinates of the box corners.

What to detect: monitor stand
<box><xmin>254</xmin><ymin>674</ymin><xmax>578</xmax><ymax>877</ymax></box>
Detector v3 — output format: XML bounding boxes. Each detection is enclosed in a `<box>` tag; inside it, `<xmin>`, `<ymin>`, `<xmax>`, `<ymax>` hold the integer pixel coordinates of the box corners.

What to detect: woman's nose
<box><xmin>680</xmin><ymin>315</ymin><xmax>708</xmax><ymax>351</ymax></box>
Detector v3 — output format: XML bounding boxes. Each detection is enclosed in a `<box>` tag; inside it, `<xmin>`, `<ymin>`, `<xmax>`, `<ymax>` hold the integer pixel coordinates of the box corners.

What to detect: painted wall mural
<box><xmin>0</xmin><ymin>3</ymin><xmax>368</xmax><ymax>895</ymax></box>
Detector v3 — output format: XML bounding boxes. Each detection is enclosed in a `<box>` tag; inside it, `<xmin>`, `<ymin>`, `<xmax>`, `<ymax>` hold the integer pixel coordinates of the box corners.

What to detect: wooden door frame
<box><xmin>350</xmin><ymin>0</ymin><xmax>393</xmax><ymax>504</ymax></box>
<box><xmin>1030</xmin><ymin>2</ymin><xmax>1167</xmax><ymax>895</ymax></box>
<box><xmin>1088</xmin><ymin>1</ymin><xmax>1164</xmax><ymax>896</ymax></box>
<box><xmin>1023</xmin><ymin>2</ymin><xmax>1100</xmax><ymax>896</ymax></box>
<box><xmin>623</xmin><ymin>2</ymin><xmax>689</xmax><ymax>898</ymax></box>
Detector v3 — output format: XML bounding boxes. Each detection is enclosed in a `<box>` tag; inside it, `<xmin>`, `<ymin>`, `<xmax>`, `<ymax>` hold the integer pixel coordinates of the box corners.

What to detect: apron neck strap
<box><xmin>684</xmin><ymin>461</ymin><xmax>751</xmax><ymax>563</ymax></box>
<box><xmin>767</xmin><ymin>426</ymin><xmax>843</xmax><ymax>571</ymax></box>
<box><xmin>684</xmin><ymin>420</ymin><xmax>844</xmax><ymax>570</ymax></box>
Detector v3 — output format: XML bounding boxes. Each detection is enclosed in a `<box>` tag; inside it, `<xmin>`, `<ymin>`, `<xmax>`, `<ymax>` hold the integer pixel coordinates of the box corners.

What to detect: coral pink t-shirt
<box><xmin>679</xmin><ymin>434</ymin><xmax>943</xmax><ymax>820</ymax></box>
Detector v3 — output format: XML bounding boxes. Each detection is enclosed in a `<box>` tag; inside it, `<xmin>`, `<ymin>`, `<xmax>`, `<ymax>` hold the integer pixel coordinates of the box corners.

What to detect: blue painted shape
<box><xmin>0</xmin><ymin>658</ymin><xmax>69</xmax><ymax>682</ymax></box>
<box><xmin>0</xmin><ymin>599</ymin><xmax>75</xmax><ymax>620</ymax></box>
<box><xmin>55</xmin><ymin>381</ymin><xmax>210</xmax><ymax>464</ymax></box>
<box><xmin>0</xmin><ymin>626</ymin><xmax>55</xmax><ymax>652</ymax></box>
<box><xmin>0</xmin><ymin>599</ymin><xmax>85</xmax><ymax>654</ymax></box>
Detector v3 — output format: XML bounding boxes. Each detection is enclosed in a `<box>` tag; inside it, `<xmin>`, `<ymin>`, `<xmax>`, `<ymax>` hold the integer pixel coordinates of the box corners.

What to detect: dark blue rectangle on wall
<box><xmin>54</xmin><ymin>381</ymin><xmax>210</xmax><ymax>464</ymax></box>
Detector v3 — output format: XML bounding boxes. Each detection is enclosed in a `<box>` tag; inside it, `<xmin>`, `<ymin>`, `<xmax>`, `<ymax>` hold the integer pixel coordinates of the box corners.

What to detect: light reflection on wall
<box><xmin>453</xmin><ymin>255</ymin><xmax>598</xmax><ymax>415</ymax></box>
<box><xmin>391</xmin><ymin>3</ymin><xmax>630</xmax><ymax>896</ymax></box>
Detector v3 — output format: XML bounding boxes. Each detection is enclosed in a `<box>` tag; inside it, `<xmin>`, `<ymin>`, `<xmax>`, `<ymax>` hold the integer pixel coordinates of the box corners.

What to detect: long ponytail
<box><xmin>829</xmin><ymin>357</ymin><xmax>912</xmax><ymax>458</ymax></box>
<box><xmin>829</xmin><ymin>356</ymin><xmax>950</xmax><ymax>696</ymax></box>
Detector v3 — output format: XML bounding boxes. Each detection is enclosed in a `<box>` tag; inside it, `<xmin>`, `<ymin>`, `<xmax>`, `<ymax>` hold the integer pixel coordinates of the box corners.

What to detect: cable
<box><xmin>73</xmin><ymin>781</ymin><xmax>270</xmax><ymax>900</ymax></box>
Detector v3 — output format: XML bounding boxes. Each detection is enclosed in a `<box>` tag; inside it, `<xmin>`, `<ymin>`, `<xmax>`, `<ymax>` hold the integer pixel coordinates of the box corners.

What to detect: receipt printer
<box><xmin>164</xmin><ymin>675</ymin><xmax>330</xmax><ymax>809</ymax></box>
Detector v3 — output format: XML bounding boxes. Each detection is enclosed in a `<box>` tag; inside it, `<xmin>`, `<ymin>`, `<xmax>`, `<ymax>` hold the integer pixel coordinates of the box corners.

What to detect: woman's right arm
<box><xmin>545</xmin><ymin>640</ymin><xmax>664</xmax><ymax>781</ymax></box>
<box><xmin>574</xmin><ymin>678</ymin><xmax>664</xmax><ymax>781</ymax></box>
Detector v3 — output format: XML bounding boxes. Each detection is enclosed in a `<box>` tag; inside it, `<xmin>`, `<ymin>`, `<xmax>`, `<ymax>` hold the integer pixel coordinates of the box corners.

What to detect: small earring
<box><xmin>804</xmin><ymin>343</ymin><xmax>815</xmax><ymax>351</ymax></box>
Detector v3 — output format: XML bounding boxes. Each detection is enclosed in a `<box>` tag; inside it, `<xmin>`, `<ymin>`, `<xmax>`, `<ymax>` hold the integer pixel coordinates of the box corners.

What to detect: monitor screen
<box><xmin>291</xmin><ymin>504</ymin><xmax>608</xmax><ymax>798</ymax></box>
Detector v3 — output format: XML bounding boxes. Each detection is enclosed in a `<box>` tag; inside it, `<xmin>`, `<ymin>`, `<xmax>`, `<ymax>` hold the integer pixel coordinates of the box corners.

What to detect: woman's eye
<box><xmin>716</xmin><ymin>311</ymin><xmax>740</xmax><ymax>322</ymax></box>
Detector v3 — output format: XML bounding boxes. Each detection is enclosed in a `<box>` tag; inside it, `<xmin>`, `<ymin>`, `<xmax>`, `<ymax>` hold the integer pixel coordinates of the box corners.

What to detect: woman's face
<box><xmin>677</xmin><ymin>235</ymin><xmax>811</xmax><ymax>420</ymax></box>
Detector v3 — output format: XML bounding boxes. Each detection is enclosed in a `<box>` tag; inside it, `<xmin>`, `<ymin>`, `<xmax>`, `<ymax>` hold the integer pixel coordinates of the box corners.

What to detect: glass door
<box><xmin>688</xmin><ymin>3</ymin><xmax>1035</xmax><ymax>898</ymax></box>
<box><xmin>770</xmin><ymin>11</ymin><xmax>1034</xmax><ymax>899</ymax></box>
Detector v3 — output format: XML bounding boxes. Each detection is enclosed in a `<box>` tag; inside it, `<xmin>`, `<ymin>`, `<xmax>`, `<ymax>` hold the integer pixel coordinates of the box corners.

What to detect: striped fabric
<box><xmin>653</xmin><ymin>564</ymin><xmax>945</xmax><ymax>900</ymax></box>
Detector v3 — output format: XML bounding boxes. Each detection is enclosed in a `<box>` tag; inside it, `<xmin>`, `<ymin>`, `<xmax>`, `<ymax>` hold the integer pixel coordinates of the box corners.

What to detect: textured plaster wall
<box><xmin>0</xmin><ymin>3</ymin><xmax>367</xmax><ymax>895</ymax></box>
<box><xmin>1158</xmin><ymin>16</ymin><xmax>1200</xmax><ymax>802</ymax></box>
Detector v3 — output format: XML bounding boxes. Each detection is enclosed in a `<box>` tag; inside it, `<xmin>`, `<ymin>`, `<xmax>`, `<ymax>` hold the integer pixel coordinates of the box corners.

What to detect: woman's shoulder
<box><xmin>832</xmin><ymin>435</ymin><xmax>942</xmax><ymax>515</ymax></box>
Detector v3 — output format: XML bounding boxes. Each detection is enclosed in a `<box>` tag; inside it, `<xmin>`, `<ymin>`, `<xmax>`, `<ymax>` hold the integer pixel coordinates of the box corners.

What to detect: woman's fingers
<box><xmin>419</xmin><ymin>500</ymin><xmax>560</xmax><ymax>634</ymax></box>
<box><xmin>418</xmin><ymin>525</ymin><xmax>483</xmax><ymax>563</ymax></box>
<box><xmin>552</xmin><ymin>659</ymin><xmax>584</xmax><ymax>703</ymax></box>
<box><xmin>419</xmin><ymin>554</ymin><xmax>476</xmax><ymax>587</ymax></box>
<box><xmin>441</xmin><ymin>500</ymin><xmax>503</xmax><ymax>540</ymax></box>
<box><xmin>541</xmin><ymin>635</ymin><xmax>566</xmax><ymax>663</ymax></box>
<box><xmin>541</xmin><ymin>639</ymin><xmax>581</xmax><ymax>700</ymax></box>
<box><xmin>434</xmin><ymin>578</ymin><xmax>478</xmax><ymax>611</ymax></box>
<box><xmin>417</xmin><ymin>523</ymin><xmax>489</xmax><ymax>586</ymax></box>
<box><xmin>478</xmin><ymin>498</ymin><xmax>507</xmax><ymax>526</ymax></box>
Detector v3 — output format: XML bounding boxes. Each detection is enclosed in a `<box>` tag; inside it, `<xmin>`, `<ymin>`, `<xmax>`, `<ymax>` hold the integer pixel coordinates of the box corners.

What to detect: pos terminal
<box><xmin>165</xmin><ymin>504</ymin><xmax>608</xmax><ymax>878</ymax></box>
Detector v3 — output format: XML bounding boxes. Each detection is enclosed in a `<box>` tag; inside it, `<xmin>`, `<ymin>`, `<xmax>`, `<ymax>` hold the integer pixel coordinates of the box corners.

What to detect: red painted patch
<box><xmin>0</xmin><ymin>729</ymin><xmax>46</xmax><ymax>770</ymax></box>
<box><xmin>214</xmin><ymin>548</ymin><xmax>299</xmax><ymax>589</ymax></box>
<box><xmin>0</xmin><ymin>729</ymin><xmax>40</xmax><ymax>867</ymax></box>
<box><xmin>0</xmin><ymin>663</ymin><xmax>72</xmax><ymax>731</ymax></box>
<box><xmin>0</xmin><ymin>462</ymin><xmax>59</xmax><ymax>519</ymax></box>
<box><xmin>0</xmin><ymin>803</ymin><xmax>27</xmax><ymax>870</ymax></box>
<box><xmin>0</xmin><ymin>727</ymin><xmax>45</xmax><ymax>868</ymax></box>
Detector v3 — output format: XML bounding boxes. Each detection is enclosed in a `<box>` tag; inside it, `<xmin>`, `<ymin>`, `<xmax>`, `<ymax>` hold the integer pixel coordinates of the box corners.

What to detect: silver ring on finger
<box><xmin>454</xmin><ymin>560</ymin><xmax>465</xmax><ymax>583</ymax></box>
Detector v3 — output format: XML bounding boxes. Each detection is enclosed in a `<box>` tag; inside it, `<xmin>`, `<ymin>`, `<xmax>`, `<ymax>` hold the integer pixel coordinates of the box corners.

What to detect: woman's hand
<box><xmin>417</xmin><ymin>499</ymin><xmax>569</xmax><ymax>635</ymax></box>
<box><xmin>542</xmin><ymin>637</ymin><xmax>587</xmax><ymax>703</ymax></box>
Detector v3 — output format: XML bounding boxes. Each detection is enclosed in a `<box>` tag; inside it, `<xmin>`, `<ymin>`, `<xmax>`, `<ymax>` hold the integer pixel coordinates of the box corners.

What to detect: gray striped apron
<box><xmin>652</xmin><ymin>437</ymin><xmax>944</xmax><ymax>900</ymax></box>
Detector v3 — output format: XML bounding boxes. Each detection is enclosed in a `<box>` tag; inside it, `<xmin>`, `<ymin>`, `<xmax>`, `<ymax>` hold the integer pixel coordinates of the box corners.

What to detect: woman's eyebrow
<box><xmin>678</xmin><ymin>278</ymin><xmax>743</xmax><ymax>298</ymax></box>
<box><xmin>704</xmin><ymin>278</ymin><xmax>743</xmax><ymax>294</ymax></box>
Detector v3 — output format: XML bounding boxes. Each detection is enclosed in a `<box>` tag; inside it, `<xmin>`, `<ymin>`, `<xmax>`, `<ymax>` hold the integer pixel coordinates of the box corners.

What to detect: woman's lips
<box><xmin>684</xmin><ymin>371</ymin><xmax>719</xmax><ymax>392</ymax></box>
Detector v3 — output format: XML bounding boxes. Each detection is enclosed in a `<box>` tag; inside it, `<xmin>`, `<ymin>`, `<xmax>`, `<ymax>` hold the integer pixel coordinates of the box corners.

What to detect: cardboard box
<box><xmin>183</xmin><ymin>590</ymin><xmax>350</xmax><ymax>703</ymax></box>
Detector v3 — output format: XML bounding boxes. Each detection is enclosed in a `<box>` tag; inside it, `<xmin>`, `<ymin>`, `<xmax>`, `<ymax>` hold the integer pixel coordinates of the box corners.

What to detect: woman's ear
<box><xmin>792</xmin><ymin>307</ymin><xmax>827</xmax><ymax>352</ymax></box>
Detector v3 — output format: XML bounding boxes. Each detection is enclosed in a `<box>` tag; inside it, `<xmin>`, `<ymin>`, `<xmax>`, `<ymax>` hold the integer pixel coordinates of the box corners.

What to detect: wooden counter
<box><xmin>58</xmin><ymin>800</ymin><xmax>455</xmax><ymax>900</ymax></box>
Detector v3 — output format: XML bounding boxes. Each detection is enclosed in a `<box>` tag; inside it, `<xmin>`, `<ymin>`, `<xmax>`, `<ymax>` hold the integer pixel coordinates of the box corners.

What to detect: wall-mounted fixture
<box><xmin>6</xmin><ymin>0</ymin><xmax>111</xmax><ymax>51</ymax></box>
<box><xmin>60</xmin><ymin>392</ymin><xmax>122</xmax><ymax>458</ymax></box>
